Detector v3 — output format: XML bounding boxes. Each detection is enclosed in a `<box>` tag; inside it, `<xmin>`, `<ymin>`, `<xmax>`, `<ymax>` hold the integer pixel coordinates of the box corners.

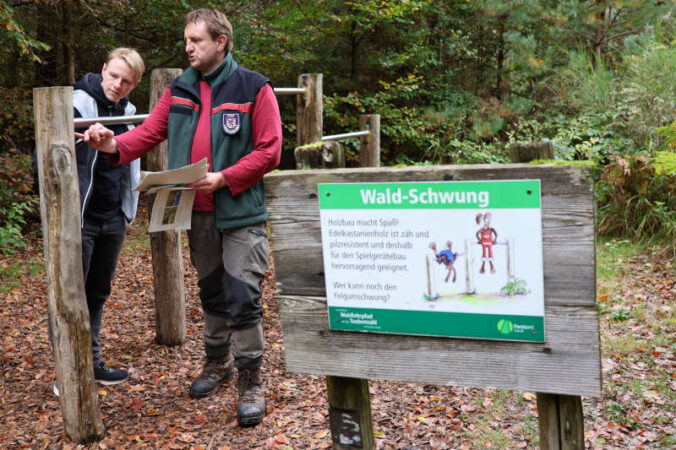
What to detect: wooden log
<box><xmin>358</xmin><ymin>114</ymin><xmax>380</xmax><ymax>168</ymax></box>
<box><xmin>294</xmin><ymin>141</ymin><xmax>346</xmax><ymax>169</ymax></box>
<box><xmin>146</xmin><ymin>68</ymin><xmax>186</xmax><ymax>346</ymax></box>
<box><xmin>509</xmin><ymin>141</ymin><xmax>555</xmax><ymax>162</ymax></box>
<box><xmin>296</xmin><ymin>73</ymin><xmax>323</xmax><ymax>146</ymax></box>
<box><xmin>327</xmin><ymin>376</ymin><xmax>375</xmax><ymax>449</ymax></box>
<box><xmin>537</xmin><ymin>393</ymin><xmax>585</xmax><ymax>449</ymax></box>
<box><xmin>34</xmin><ymin>86</ymin><xmax>105</xmax><ymax>442</ymax></box>
<box><xmin>278</xmin><ymin>296</ymin><xmax>601</xmax><ymax>396</ymax></box>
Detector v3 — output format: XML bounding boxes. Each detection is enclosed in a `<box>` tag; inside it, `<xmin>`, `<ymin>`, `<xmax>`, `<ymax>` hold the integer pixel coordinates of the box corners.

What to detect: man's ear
<box><xmin>217</xmin><ymin>35</ymin><xmax>228</xmax><ymax>53</ymax></box>
<box><xmin>101</xmin><ymin>63</ymin><xmax>108</xmax><ymax>76</ymax></box>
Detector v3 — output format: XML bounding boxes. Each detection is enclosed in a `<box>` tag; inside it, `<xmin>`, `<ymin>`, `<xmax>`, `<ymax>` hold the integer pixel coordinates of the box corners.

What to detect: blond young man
<box><xmin>51</xmin><ymin>48</ymin><xmax>144</xmax><ymax>396</ymax></box>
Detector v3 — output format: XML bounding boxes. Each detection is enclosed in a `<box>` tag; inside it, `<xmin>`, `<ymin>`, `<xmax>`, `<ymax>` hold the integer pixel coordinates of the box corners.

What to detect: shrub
<box><xmin>596</xmin><ymin>156</ymin><xmax>676</xmax><ymax>257</ymax></box>
<box><xmin>0</xmin><ymin>151</ymin><xmax>39</xmax><ymax>254</ymax></box>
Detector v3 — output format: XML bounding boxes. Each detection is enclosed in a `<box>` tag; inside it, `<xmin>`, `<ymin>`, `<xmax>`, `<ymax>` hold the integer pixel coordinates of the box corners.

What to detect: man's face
<box><xmin>101</xmin><ymin>57</ymin><xmax>138</xmax><ymax>103</ymax></box>
<box><xmin>184</xmin><ymin>21</ymin><xmax>227</xmax><ymax>75</ymax></box>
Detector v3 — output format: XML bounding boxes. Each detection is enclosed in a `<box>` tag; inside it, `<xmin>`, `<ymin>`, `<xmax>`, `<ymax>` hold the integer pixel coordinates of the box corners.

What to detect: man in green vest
<box><xmin>80</xmin><ymin>9</ymin><xmax>282</xmax><ymax>427</ymax></box>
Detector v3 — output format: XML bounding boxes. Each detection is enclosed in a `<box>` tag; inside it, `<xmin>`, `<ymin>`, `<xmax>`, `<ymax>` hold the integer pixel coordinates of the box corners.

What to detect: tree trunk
<box><xmin>592</xmin><ymin>2</ymin><xmax>607</xmax><ymax>70</ymax></box>
<box><xmin>62</xmin><ymin>0</ymin><xmax>75</xmax><ymax>85</ymax></box>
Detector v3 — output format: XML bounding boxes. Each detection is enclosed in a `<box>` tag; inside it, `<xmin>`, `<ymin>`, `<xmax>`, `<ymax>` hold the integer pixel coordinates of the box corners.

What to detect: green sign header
<box><xmin>318</xmin><ymin>180</ymin><xmax>540</xmax><ymax>210</ymax></box>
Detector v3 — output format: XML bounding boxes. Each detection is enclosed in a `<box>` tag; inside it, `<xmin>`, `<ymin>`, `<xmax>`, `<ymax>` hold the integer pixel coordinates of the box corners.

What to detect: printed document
<box><xmin>134</xmin><ymin>158</ymin><xmax>208</xmax><ymax>232</ymax></box>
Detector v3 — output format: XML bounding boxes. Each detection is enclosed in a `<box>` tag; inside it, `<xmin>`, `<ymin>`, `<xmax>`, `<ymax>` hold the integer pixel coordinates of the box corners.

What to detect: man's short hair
<box><xmin>186</xmin><ymin>9</ymin><xmax>234</xmax><ymax>52</ymax></box>
<box><xmin>106</xmin><ymin>48</ymin><xmax>145</xmax><ymax>83</ymax></box>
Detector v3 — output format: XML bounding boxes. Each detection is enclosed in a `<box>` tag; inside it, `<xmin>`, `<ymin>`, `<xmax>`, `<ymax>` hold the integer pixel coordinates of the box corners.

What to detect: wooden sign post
<box><xmin>264</xmin><ymin>164</ymin><xmax>599</xmax><ymax>449</ymax></box>
<box><xmin>145</xmin><ymin>68</ymin><xmax>187</xmax><ymax>346</ymax></box>
<box><xmin>34</xmin><ymin>86</ymin><xmax>105</xmax><ymax>443</ymax></box>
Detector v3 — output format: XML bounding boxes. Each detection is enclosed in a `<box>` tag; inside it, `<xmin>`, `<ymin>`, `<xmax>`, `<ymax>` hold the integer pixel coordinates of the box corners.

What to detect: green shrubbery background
<box><xmin>0</xmin><ymin>0</ymin><xmax>673</xmax><ymax>254</ymax></box>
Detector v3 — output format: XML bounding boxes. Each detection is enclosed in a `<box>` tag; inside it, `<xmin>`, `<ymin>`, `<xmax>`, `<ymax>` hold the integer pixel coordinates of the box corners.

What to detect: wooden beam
<box><xmin>145</xmin><ymin>68</ymin><xmax>186</xmax><ymax>346</ymax></box>
<box><xmin>358</xmin><ymin>114</ymin><xmax>380</xmax><ymax>168</ymax></box>
<box><xmin>34</xmin><ymin>86</ymin><xmax>105</xmax><ymax>442</ymax></box>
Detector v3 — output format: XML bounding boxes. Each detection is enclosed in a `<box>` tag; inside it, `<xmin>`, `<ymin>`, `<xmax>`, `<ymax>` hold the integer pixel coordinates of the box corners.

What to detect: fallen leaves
<box><xmin>1</xmin><ymin>209</ymin><xmax>674</xmax><ymax>448</ymax></box>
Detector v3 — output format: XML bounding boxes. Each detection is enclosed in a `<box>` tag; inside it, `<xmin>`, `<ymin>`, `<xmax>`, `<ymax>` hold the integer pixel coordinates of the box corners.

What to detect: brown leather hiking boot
<box><xmin>236</xmin><ymin>368</ymin><xmax>265</xmax><ymax>427</ymax></box>
<box><xmin>189</xmin><ymin>354</ymin><xmax>235</xmax><ymax>399</ymax></box>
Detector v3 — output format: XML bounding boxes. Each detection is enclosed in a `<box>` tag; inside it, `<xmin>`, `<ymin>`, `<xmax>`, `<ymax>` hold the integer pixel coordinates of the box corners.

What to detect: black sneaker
<box><xmin>94</xmin><ymin>364</ymin><xmax>129</xmax><ymax>385</ymax></box>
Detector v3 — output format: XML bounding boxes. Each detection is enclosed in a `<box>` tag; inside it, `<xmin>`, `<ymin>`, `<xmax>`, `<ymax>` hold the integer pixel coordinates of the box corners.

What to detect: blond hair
<box><xmin>186</xmin><ymin>9</ymin><xmax>234</xmax><ymax>52</ymax></box>
<box><xmin>106</xmin><ymin>48</ymin><xmax>145</xmax><ymax>83</ymax></box>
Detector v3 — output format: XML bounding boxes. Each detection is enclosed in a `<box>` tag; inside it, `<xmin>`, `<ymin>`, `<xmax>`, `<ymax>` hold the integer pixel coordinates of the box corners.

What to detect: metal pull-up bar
<box><xmin>73</xmin><ymin>116</ymin><xmax>373</xmax><ymax>144</ymax></box>
<box><xmin>73</xmin><ymin>86</ymin><xmax>309</xmax><ymax>128</ymax></box>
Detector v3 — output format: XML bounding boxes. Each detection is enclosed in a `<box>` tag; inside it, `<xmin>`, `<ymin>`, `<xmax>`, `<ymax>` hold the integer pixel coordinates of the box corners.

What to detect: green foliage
<box><xmin>500</xmin><ymin>278</ymin><xmax>530</xmax><ymax>296</ymax></box>
<box><xmin>596</xmin><ymin>156</ymin><xmax>676</xmax><ymax>257</ymax></box>
<box><xmin>0</xmin><ymin>87</ymin><xmax>35</xmax><ymax>154</ymax></box>
<box><xmin>653</xmin><ymin>151</ymin><xmax>676</xmax><ymax>175</ymax></box>
<box><xmin>0</xmin><ymin>202</ymin><xmax>30</xmax><ymax>255</ymax></box>
<box><xmin>0</xmin><ymin>0</ymin><xmax>50</xmax><ymax>62</ymax></box>
<box><xmin>0</xmin><ymin>152</ymin><xmax>38</xmax><ymax>254</ymax></box>
<box><xmin>657</xmin><ymin>121</ymin><xmax>676</xmax><ymax>152</ymax></box>
<box><xmin>560</xmin><ymin>33</ymin><xmax>676</xmax><ymax>152</ymax></box>
<box><xmin>611</xmin><ymin>308</ymin><xmax>631</xmax><ymax>322</ymax></box>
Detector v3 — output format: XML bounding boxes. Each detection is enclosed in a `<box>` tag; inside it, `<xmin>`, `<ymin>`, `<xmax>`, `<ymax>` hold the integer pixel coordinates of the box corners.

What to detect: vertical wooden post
<box><xmin>325</xmin><ymin>142</ymin><xmax>377</xmax><ymax>449</ymax></box>
<box><xmin>34</xmin><ymin>86</ymin><xmax>105</xmax><ymax>443</ymax></box>
<box><xmin>537</xmin><ymin>393</ymin><xmax>585</xmax><ymax>450</ymax></box>
<box><xmin>297</xmin><ymin>73</ymin><xmax>323</xmax><ymax>146</ymax></box>
<box><xmin>358</xmin><ymin>114</ymin><xmax>380</xmax><ymax>168</ymax></box>
<box><xmin>146</xmin><ymin>68</ymin><xmax>186</xmax><ymax>346</ymax></box>
<box><xmin>327</xmin><ymin>377</ymin><xmax>375</xmax><ymax>449</ymax></box>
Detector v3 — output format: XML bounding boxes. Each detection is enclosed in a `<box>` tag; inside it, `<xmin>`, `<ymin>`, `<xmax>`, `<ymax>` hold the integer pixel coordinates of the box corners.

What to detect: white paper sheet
<box><xmin>134</xmin><ymin>158</ymin><xmax>208</xmax><ymax>232</ymax></box>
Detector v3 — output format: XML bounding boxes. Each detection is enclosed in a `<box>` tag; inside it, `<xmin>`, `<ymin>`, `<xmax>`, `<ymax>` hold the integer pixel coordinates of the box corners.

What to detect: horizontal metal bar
<box><xmin>322</xmin><ymin>130</ymin><xmax>370</xmax><ymax>141</ymax></box>
<box><xmin>72</xmin><ymin>88</ymin><xmax>304</xmax><ymax>128</ymax></box>
<box><xmin>74</xmin><ymin>114</ymin><xmax>149</xmax><ymax>128</ymax></box>
<box><xmin>274</xmin><ymin>87</ymin><xmax>306</xmax><ymax>95</ymax></box>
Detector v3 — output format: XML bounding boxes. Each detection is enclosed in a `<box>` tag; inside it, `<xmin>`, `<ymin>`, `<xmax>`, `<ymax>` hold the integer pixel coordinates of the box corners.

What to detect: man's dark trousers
<box><xmin>81</xmin><ymin>211</ymin><xmax>127</xmax><ymax>368</ymax></box>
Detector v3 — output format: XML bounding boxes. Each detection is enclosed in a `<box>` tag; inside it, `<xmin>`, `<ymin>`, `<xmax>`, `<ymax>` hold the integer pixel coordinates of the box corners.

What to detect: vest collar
<box><xmin>202</xmin><ymin>53</ymin><xmax>238</xmax><ymax>85</ymax></box>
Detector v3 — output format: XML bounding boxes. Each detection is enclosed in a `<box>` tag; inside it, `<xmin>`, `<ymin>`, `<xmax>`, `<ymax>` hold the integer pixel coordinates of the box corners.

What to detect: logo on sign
<box><xmin>222</xmin><ymin>113</ymin><xmax>240</xmax><ymax>135</ymax></box>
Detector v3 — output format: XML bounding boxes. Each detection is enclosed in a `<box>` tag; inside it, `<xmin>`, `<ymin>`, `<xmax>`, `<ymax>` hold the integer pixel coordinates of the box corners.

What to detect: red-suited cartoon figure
<box><xmin>476</xmin><ymin>212</ymin><xmax>498</xmax><ymax>274</ymax></box>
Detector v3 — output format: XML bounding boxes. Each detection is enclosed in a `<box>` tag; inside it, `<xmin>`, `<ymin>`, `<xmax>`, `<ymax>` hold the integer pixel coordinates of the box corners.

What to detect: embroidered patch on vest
<box><xmin>222</xmin><ymin>113</ymin><xmax>241</xmax><ymax>135</ymax></box>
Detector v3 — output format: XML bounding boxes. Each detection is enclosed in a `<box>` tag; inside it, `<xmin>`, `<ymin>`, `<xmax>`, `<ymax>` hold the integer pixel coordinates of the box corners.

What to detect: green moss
<box><xmin>294</xmin><ymin>141</ymin><xmax>325</xmax><ymax>151</ymax></box>
<box><xmin>654</xmin><ymin>151</ymin><xmax>676</xmax><ymax>175</ymax></box>
<box><xmin>527</xmin><ymin>159</ymin><xmax>596</xmax><ymax>168</ymax></box>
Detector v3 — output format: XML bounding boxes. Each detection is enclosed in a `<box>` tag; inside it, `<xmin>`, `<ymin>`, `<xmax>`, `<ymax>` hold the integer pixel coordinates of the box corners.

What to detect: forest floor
<box><xmin>0</xmin><ymin>202</ymin><xmax>674</xmax><ymax>449</ymax></box>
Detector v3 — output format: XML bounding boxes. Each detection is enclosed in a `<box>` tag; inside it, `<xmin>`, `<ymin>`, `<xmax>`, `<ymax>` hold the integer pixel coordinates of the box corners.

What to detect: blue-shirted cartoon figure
<box><xmin>429</xmin><ymin>241</ymin><xmax>459</xmax><ymax>283</ymax></box>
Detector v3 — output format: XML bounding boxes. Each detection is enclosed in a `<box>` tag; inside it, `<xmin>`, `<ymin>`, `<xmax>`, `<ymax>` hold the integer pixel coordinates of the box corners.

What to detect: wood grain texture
<box><xmin>34</xmin><ymin>86</ymin><xmax>105</xmax><ymax>442</ymax></box>
<box><xmin>327</xmin><ymin>376</ymin><xmax>375</xmax><ymax>449</ymax></box>
<box><xmin>264</xmin><ymin>164</ymin><xmax>601</xmax><ymax>396</ymax></box>
<box><xmin>359</xmin><ymin>114</ymin><xmax>380</xmax><ymax>168</ymax></box>
<box><xmin>537</xmin><ymin>393</ymin><xmax>585</xmax><ymax>450</ymax></box>
<box><xmin>296</xmin><ymin>73</ymin><xmax>322</xmax><ymax>147</ymax></box>
<box><xmin>147</xmin><ymin>69</ymin><xmax>186</xmax><ymax>346</ymax></box>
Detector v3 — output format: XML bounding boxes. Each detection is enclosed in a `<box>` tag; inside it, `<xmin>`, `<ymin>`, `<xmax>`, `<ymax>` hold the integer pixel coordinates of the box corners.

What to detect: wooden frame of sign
<box><xmin>264</xmin><ymin>164</ymin><xmax>600</xmax><ymax>449</ymax></box>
